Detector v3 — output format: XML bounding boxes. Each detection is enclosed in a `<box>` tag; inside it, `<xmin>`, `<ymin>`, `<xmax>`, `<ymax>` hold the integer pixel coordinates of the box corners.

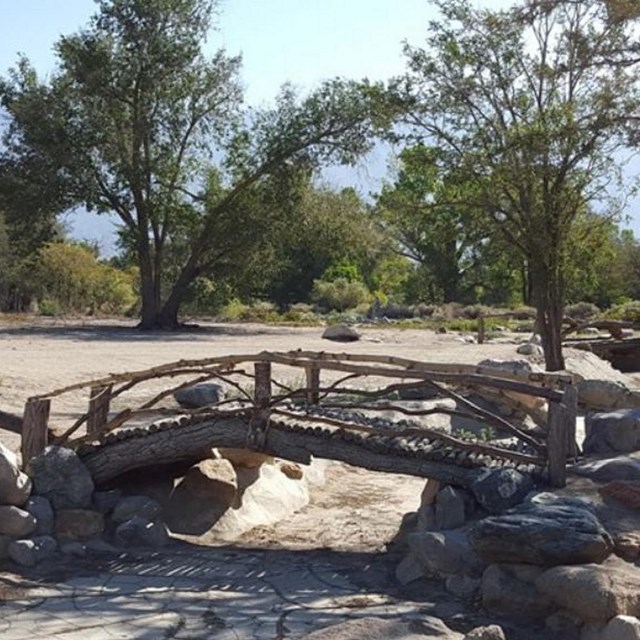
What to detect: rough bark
<box><xmin>79</xmin><ymin>417</ymin><xmax>485</xmax><ymax>486</ymax></box>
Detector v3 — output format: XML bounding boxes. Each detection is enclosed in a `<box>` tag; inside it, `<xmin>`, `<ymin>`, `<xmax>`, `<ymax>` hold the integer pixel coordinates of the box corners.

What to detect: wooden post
<box><xmin>306</xmin><ymin>366</ymin><xmax>320</xmax><ymax>405</ymax></box>
<box><xmin>478</xmin><ymin>315</ymin><xmax>485</xmax><ymax>345</ymax></box>
<box><xmin>547</xmin><ymin>399</ymin><xmax>567</xmax><ymax>488</ymax></box>
<box><xmin>87</xmin><ymin>384</ymin><xmax>112</xmax><ymax>435</ymax></box>
<box><xmin>21</xmin><ymin>398</ymin><xmax>50</xmax><ymax>467</ymax></box>
<box><xmin>248</xmin><ymin>361</ymin><xmax>271</xmax><ymax>450</ymax></box>
<box><xmin>563</xmin><ymin>384</ymin><xmax>579</xmax><ymax>458</ymax></box>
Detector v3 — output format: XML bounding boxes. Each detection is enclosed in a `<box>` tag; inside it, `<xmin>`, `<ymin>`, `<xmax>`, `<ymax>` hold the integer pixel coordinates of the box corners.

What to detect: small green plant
<box><xmin>605</xmin><ymin>300</ymin><xmax>640</xmax><ymax>323</ymax></box>
<box><xmin>456</xmin><ymin>427</ymin><xmax>496</xmax><ymax>442</ymax></box>
<box><xmin>312</xmin><ymin>277</ymin><xmax>371</xmax><ymax>312</ymax></box>
<box><xmin>38</xmin><ymin>298</ymin><xmax>62</xmax><ymax>317</ymax></box>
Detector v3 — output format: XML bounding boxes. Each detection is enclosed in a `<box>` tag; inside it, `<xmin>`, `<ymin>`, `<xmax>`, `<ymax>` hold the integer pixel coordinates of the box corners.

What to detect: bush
<box><xmin>283</xmin><ymin>303</ymin><xmax>319</xmax><ymax>324</ymax></box>
<box><xmin>565</xmin><ymin>301</ymin><xmax>601</xmax><ymax>321</ymax></box>
<box><xmin>38</xmin><ymin>299</ymin><xmax>62</xmax><ymax>317</ymax></box>
<box><xmin>34</xmin><ymin>242</ymin><xmax>136</xmax><ymax>315</ymax></box>
<box><xmin>376</xmin><ymin>303</ymin><xmax>415</xmax><ymax>319</ymax></box>
<box><xmin>312</xmin><ymin>278</ymin><xmax>371</xmax><ymax>312</ymax></box>
<box><xmin>605</xmin><ymin>300</ymin><xmax>640</xmax><ymax>323</ymax></box>
<box><xmin>509</xmin><ymin>306</ymin><xmax>537</xmax><ymax>320</ymax></box>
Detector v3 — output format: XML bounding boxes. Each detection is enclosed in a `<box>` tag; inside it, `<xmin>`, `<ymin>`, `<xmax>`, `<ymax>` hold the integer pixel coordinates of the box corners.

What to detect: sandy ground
<box><xmin>0</xmin><ymin>317</ymin><xmax>529</xmax><ymax>553</ymax></box>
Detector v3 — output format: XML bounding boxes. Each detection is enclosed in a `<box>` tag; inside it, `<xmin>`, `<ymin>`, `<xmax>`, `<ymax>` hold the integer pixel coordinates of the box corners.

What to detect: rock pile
<box><xmin>0</xmin><ymin>441</ymin><xmax>312</xmax><ymax>567</ymax></box>
<box><xmin>0</xmin><ymin>445</ymin><xmax>171</xmax><ymax>567</ymax></box>
<box><xmin>397</xmin><ymin>472</ymin><xmax>640</xmax><ymax>639</ymax></box>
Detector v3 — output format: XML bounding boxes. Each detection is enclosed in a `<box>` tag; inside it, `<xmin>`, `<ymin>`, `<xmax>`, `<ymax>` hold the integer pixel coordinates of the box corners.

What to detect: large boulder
<box><xmin>477</xmin><ymin>359</ymin><xmax>546</xmax><ymax>412</ymax></box>
<box><xmin>27</xmin><ymin>446</ymin><xmax>94</xmax><ymax>510</ymax></box>
<box><xmin>8</xmin><ymin>536</ymin><xmax>57</xmax><ymax>567</ymax></box>
<box><xmin>599</xmin><ymin>480</ymin><xmax>640</xmax><ymax>510</ymax></box>
<box><xmin>576</xmin><ymin>380</ymin><xmax>638</xmax><ymax>412</ymax></box>
<box><xmin>582</xmin><ymin>616</ymin><xmax>640</xmax><ymax>640</ymax></box>
<box><xmin>215</xmin><ymin>447</ymin><xmax>274</xmax><ymax>469</ymax></box>
<box><xmin>0</xmin><ymin>505</ymin><xmax>36</xmax><ymax>537</ymax></box>
<box><xmin>0</xmin><ymin>442</ymin><xmax>32</xmax><ymax>506</ymax></box>
<box><xmin>536</xmin><ymin>556</ymin><xmax>640</xmax><ymax>623</ymax></box>
<box><xmin>114</xmin><ymin>515</ymin><xmax>169</xmax><ymax>548</ymax></box>
<box><xmin>585</xmin><ymin>410</ymin><xmax>640</xmax><ymax>454</ymax></box>
<box><xmin>302</xmin><ymin>617</ymin><xmax>462</xmax><ymax>639</ymax></box>
<box><xmin>322</xmin><ymin>324</ymin><xmax>360</xmax><ymax>342</ymax></box>
<box><xmin>408</xmin><ymin>528</ymin><xmax>486</xmax><ymax>577</ymax></box>
<box><xmin>464</xmin><ymin>626</ymin><xmax>506</xmax><ymax>640</ymax></box>
<box><xmin>572</xmin><ymin>457</ymin><xmax>640</xmax><ymax>483</ymax></box>
<box><xmin>24</xmin><ymin>496</ymin><xmax>54</xmax><ymax>535</ymax></box>
<box><xmin>55</xmin><ymin>509</ymin><xmax>105</xmax><ymax>541</ymax></box>
<box><xmin>0</xmin><ymin>534</ymin><xmax>11</xmax><ymax>559</ymax></box>
<box><xmin>174</xmin><ymin>382</ymin><xmax>225</xmax><ymax>409</ymax></box>
<box><xmin>435</xmin><ymin>486</ymin><xmax>466</xmax><ymax>530</ymax></box>
<box><xmin>470</xmin><ymin>468</ymin><xmax>534</xmax><ymax>513</ymax></box>
<box><xmin>111</xmin><ymin>495</ymin><xmax>162</xmax><ymax>524</ymax></box>
<box><xmin>165</xmin><ymin>459</ymin><xmax>238</xmax><ymax>535</ymax></box>
<box><xmin>470</xmin><ymin>500</ymin><xmax>613</xmax><ymax>566</ymax></box>
<box><xmin>481</xmin><ymin>563</ymin><xmax>553</xmax><ymax>620</ymax></box>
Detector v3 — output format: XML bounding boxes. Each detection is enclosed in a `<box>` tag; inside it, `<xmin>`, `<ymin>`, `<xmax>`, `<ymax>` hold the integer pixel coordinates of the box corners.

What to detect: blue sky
<box><xmin>0</xmin><ymin>0</ymin><xmax>446</xmax><ymax>253</ymax></box>
<box><xmin>0</xmin><ymin>0</ymin><xmax>638</xmax><ymax>253</ymax></box>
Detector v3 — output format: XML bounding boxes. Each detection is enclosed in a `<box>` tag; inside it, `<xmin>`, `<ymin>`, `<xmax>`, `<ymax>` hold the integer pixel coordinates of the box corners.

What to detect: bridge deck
<box><xmin>77</xmin><ymin>412</ymin><xmax>544</xmax><ymax>487</ymax></box>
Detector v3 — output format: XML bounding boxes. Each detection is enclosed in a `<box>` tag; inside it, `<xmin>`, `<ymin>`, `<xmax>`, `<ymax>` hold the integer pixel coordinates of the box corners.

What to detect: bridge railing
<box><xmin>20</xmin><ymin>350</ymin><xmax>578</xmax><ymax>487</ymax></box>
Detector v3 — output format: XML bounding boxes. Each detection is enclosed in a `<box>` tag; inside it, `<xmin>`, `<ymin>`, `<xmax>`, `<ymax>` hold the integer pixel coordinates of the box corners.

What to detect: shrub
<box><xmin>312</xmin><ymin>278</ymin><xmax>371</xmax><ymax>312</ymax></box>
<box><xmin>605</xmin><ymin>300</ymin><xmax>640</xmax><ymax>323</ymax></box>
<box><xmin>565</xmin><ymin>301</ymin><xmax>601</xmax><ymax>321</ymax></box>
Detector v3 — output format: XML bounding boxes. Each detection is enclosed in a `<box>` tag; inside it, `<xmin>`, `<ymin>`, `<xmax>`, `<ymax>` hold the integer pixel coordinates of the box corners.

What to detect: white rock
<box><xmin>0</xmin><ymin>442</ymin><xmax>32</xmax><ymax>507</ymax></box>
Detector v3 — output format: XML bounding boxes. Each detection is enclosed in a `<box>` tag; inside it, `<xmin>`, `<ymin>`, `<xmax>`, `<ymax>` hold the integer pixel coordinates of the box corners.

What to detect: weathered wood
<box><xmin>563</xmin><ymin>384</ymin><xmax>579</xmax><ymax>458</ymax></box>
<box><xmin>477</xmin><ymin>316</ymin><xmax>486</xmax><ymax>344</ymax></box>
<box><xmin>306</xmin><ymin>366</ymin><xmax>320</xmax><ymax>405</ymax></box>
<box><xmin>271</xmin><ymin>411</ymin><xmax>544</xmax><ymax>466</ymax></box>
<box><xmin>21</xmin><ymin>398</ymin><xmax>51</xmax><ymax>466</ymax></box>
<box><xmin>87</xmin><ymin>385</ymin><xmax>112</xmax><ymax>434</ymax></box>
<box><xmin>547</xmin><ymin>400</ymin><xmax>568</xmax><ymax>488</ymax></box>
<box><xmin>0</xmin><ymin>409</ymin><xmax>23</xmax><ymax>434</ymax></box>
<box><xmin>79</xmin><ymin>417</ymin><xmax>484</xmax><ymax>486</ymax></box>
<box><xmin>247</xmin><ymin>361</ymin><xmax>271</xmax><ymax>450</ymax></box>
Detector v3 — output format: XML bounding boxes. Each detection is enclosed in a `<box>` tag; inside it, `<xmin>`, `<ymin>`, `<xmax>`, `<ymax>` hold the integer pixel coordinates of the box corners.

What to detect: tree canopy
<box><xmin>1</xmin><ymin>0</ymin><xmax>386</xmax><ymax>328</ymax></box>
<box><xmin>389</xmin><ymin>0</ymin><xmax>640</xmax><ymax>369</ymax></box>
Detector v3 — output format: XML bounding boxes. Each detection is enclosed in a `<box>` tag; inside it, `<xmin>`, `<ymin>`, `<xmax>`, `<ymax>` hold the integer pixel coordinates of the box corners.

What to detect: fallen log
<box><xmin>79</xmin><ymin>417</ymin><xmax>484</xmax><ymax>487</ymax></box>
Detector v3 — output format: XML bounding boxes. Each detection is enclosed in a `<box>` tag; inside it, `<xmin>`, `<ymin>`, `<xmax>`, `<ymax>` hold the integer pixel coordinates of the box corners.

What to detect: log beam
<box><xmin>79</xmin><ymin>418</ymin><xmax>484</xmax><ymax>487</ymax></box>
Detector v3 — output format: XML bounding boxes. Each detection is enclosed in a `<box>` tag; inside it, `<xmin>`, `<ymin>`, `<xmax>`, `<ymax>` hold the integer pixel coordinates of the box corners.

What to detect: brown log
<box><xmin>477</xmin><ymin>315</ymin><xmax>486</xmax><ymax>344</ymax></box>
<box><xmin>306</xmin><ymin>365</ymin><xmax>320</xmax><ymax>405</ymax></box>
<box><xmin>87</xmin><ymin>385</ymin><xmax>112</xmax><ymax>434</ymax></box>
<box><xmin>79</xmin><ymin>417</ymin><xmax>484</xmax><ymax>486</ymax></box>
<box><xmin>547</xmin><ymin>400</ymin><xmax>568</xmax><ymax>488</ymax></box>
<box><xmin>21</xmin><ymin>398</ymin><xmax>50</xmax><ymax>466</ymax></box>
<box><xmin>247</xmin><ymin>361</ymin><xmax>271</xmax><ymax>449</ymax></box>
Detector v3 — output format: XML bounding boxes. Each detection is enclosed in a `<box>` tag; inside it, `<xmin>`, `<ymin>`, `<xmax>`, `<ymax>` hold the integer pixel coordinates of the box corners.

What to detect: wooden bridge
<box><xmin>15</xmin><ymin>351</ymin><xmax>579</xmax><ymax>488</ymax></box>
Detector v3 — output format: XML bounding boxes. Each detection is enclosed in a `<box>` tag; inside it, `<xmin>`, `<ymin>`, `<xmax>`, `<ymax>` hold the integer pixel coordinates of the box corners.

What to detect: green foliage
<box><xmin>605</xmin><ymin>301</ymin><xmax>640</xmax><ymax>323</ymax></box>
<box><xmin>565</xmin><ymin>302</ymin><xmax>601</xmax><ymax>322</ymax></box>
<box><xmin>34</xmin><ymin>242</ymin><xmax>136</xmax><ymax>314</ymax></box>
<box><xmin>312</xmin><ymin>277</ymin><xmax>371</xmax><ymax>312</ymax></box>
<box><xmin>1</xmin><ymin>0</ymin><xmax>385</xmax><ymax>328</ymax></box>
<box><xmin>391</xmin><ymin>0</ymin><xmax>640</xmax><ymax>369</ymax></box>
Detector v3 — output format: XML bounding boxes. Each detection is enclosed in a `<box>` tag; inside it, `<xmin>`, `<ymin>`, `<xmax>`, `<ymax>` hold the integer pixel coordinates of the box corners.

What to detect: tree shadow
<box><xmin>0</xmin><ymin>321</ymin><xmax>293</xmax><ymax>343</ymax></box>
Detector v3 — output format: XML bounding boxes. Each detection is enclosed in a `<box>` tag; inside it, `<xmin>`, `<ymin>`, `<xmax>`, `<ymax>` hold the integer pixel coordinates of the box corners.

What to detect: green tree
<box><xmin>391</xmin><ymin>0</ymin><xmax>639</xmax><ymax>369</ymax></box>
<box><xmin>264</xmin><ymin>185</ymin><xmax>384</xmax><ymax>305</ymax></box>
<box><xmin>1</xmin><ymin>0</ymin><xmax>384</xmax><ymax>329</ymax></box>
<box><xmin>376</xmin><ymin>144</ymin><xmax>523</xmax><ymax>304</ymax></box>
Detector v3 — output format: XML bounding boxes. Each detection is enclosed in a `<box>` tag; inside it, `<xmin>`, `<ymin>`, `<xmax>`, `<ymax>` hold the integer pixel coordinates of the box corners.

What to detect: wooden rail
<box><xmin>18</xmin><ymin>350</ymin><xmax>579</xmax><ymax>487</ymax></box>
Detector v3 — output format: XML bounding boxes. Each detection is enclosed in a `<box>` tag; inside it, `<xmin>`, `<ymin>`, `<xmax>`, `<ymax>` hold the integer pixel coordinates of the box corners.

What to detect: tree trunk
<box><xmin>158</xmin><ymin>264</ymin><xmax>200</xmax><ymax>329</ymax></box>
<box><xmin>532</xmin><ymin>265</ymin><xmax>565</xmax><ymax>371</ymax></box>
<box><xmin>138</xmin><ymin>242</ymin><xmax>163</xmax><ymax>329</ymax></box>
